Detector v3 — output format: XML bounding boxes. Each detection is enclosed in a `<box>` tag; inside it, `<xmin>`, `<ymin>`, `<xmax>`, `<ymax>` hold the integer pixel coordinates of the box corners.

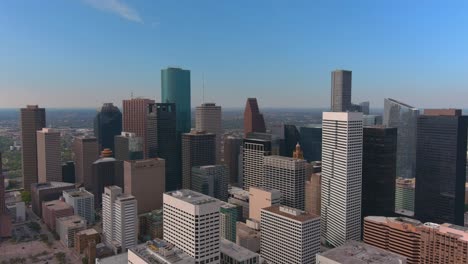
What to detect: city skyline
<box><xmin>2</xmin><ymin>1</ymin><xmax>468</xmax><ymax>108</ymax></box>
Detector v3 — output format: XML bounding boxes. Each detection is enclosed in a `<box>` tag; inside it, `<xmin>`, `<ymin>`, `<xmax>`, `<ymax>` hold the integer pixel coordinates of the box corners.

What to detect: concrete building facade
<box><xmin>182</xmin><ymin>130</ymin><xmax>216</xmax><ymax>189</ymax></box>
<box><xmin>37</xmin><ymin>128</ymin><xmax>61</xmax><ymax>183</ymax></box>
<box><xmin>192</xmin><ymin>165</ymin><xmax>229</xmax><ymax>201</ymax></box>
<box><xmin>73</xmin><ymin>136</ymin><xmax>99</xmax><ymax>187</ymax></box>
<box><xmin>196</xmin><ymin>103</ymin><xmax>222</xmax><ymax>162</ymax></box>
<box><xmin>331</xmin><ymin>70</ymin><xmax>352</xmax><ymax>112</ymax></box>
<box><xmin>248</xmin><ymin>187</ymin><xmax>281</xmax><ymax>222</ymax></box>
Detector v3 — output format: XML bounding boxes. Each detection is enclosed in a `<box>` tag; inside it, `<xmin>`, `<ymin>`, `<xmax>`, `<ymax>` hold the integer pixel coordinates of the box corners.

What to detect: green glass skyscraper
<box><xmin>161</xmin><ymin>67</ymin><xmax>191</xmax><ymax>134</ymax></box>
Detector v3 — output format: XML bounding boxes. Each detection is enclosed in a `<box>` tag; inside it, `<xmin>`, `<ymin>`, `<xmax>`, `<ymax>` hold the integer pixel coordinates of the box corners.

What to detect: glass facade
<box><xmin>299</xmin><ymin>125</ymin><xmax>322</xmax><ymax>162</ymax></box>
<box><xmin>161</xmin><ymin>67</ymin><xmax>191</xmax><ymax>134</ymax></box>
<box><xmin>94</xmin><ymin>103</ymin><xmax>122</xmax><ymax>152</ymax></box>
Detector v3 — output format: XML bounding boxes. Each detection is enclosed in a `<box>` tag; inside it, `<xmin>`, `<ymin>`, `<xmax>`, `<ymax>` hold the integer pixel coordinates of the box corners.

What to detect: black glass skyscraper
<box><xmin>415</xmin><ymin>109</ymin><xmax>468</xmax><ymax>225</ymax></box>
<box><xmin>284</xmin><ymin>124</ymin><xmax>301</xmax><ymax>157</ymax></box>
<box><xmin>299</xmin><ymin>125</ymin><xmax>322</xmax><ymax>162</ymax></box>
<box><xmin>94</xmin><ymin>103</ymin><xmax>122</xmax><ymax>152</ymax></box>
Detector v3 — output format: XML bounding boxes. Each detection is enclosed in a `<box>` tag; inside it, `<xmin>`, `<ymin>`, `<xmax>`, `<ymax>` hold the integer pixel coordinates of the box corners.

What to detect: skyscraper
<box><xmin>360</xmin><ymin>101</ymin><xmax>370</xmax><ymax>115</ymax></box>
<box><xmin>283</xmin><ymin>124</ymin><xmax>301</xmax><ymax>157</ymax></box>
<box><xmin>123</xmin><ymin>158</ymin><xmax>165</xmax><ymax>214</ymax></box>
<box><xmin>181</xmin><ymin>130</ymin><xmax>216</xmax><ymax>189</ymax></box>
<box><xmin>195</xmin><ymin>103</ymin><xmax>222</xmax><ymax>162</ymax></box>
<box><xmin>223</xmin><ymin>135</ymin><xmax>242</xmax><ymax>186</ymax></box>
<box><xmin>146</xmin><ymin>103</ymin><xmax>158</xmax><ymax>158</ymax></box>
<box><xmin>243</xmin><ymin>98</ymin><xmax>266</xmax><ymax>137</ymax></box>
<box><xmin>163</xmin><ymin>190</ymin><xmax>221</xmax><ymax>264</ymax></box>
<box><xmin>362</xmin><ymin>126</ymin><xmax>397</xmax><ymax>218</ymax></box>
<box><xmin>91</xmin><ymin>149</ymin><xmax>123</xmax><ymax>207</ymax></box>
<box><xmin>20</xmin><ymin>105</ymin><xmax>46</xmax><ymax>192</ymax></box>
<box><xmin>153</xmin><ymin>103</ymin><xmax>180</xmax><ymax>191</ymax></box>
<box><xmin>305</xmin><ymin>162</ymin><xmax>322</xmax><ymax>216</ymax></box>
<box><xmin>94</xmin><ymin>103</ymin><xmax>122</xmax><ymax>152</ymax></box>
<box><xmin>321</xmin><ymin>112</ymin><xmax>363</xmax><ymax>247</ymax></box>
<box><xmin>261</xmin><ymin>205</ymin><xmax>321</xmax><ymax>264</ymax></box>
<box><xmin>37</xmin><ymin>128</ymin><xmax>61</xmax><ymax>183</ymax></box>
<box><xmin>114</xmin><ymin>132</ymin><xmax>144</xmax><ymax>161</ymax></box>
<box><xmin>161</xmin><ymin>67</ymin><xmax>191</xmax><ymax>134</ymax></box>
<box><xmin>331</xmin><ymin>70</ymin><xmax>352</xmax><ymax>112</ymax></box>
<box><xmin>102</xmin><ymin>186</ymin><xmax>138</xmax><ymax>253</ymax></box>
<box><xmin>73</xmin><ymin>136</ymin><xmax>99</xmax><ymax>187</ymax></box>
<box><xmin>299</xmin><ymin>125</ymin><xmax>322</xmax><ymax>162</ymax></box>
<box><xmin>415</xmin><ymin>109</ymin><xmax>467</xmax><ymax>225</ymax></box>
<box><xmin>122</xmin><ymin>98</ymin><xmax>155</xmax><ymax>158</ymax></box>
<box><xmin>192</xmin><ymin>165</ymin><xmax>229</xmax><ymax>201</ymax></box>
<box><xmin>264</xmin><ymin>155</ymin><xmax>307</xmax><ymax>210</ymax></box>
<box><xmin>383</xmin><ymin>98</ymin><xmax>419</xmax><ymax>179</ymax></box>
<box><xmin>0</xmin><ymin>152</ymin><xmax>12</xmax><ymax>238</ymax></box>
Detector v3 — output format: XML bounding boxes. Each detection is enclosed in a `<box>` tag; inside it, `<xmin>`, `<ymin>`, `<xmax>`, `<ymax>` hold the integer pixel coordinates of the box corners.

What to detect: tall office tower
<box><xmin>20</xmin><ymin>105</ymin><xmax>46</xmax><ymax>191</ymax></box>
<box><xmin>73</xmin><ymin>136</ymin><xmax>99</xmax><ymax>187</ymax></box>
<box><xmin>299</xmin><ymin>125</ymin><xmax>322</xmax><ymax>162</ymax></box>
<box><xmin>305</xmin><ymin>162</ymin><xmax>322</xmax><ymax>215</ymax></box>
<box><xmin>153</xmin><ymin>103</ymin><xmax>179</xmax><ymax>191</ymax></box>
<box><xmin>415</xmin><ymin>109</ymin><xmax>468</xmax><ymax>225</ymax></box>
<box><xmin>363</xmin><ymin>216</ymin><xmax>422</xmax><ymax>264</ymax></box>
<box><xmin>122</xmin><ymin>98</ymin><xmax>155</xmax><ymax>158</ymax></box>
<box><xmin>124</xmin><ymin>158</ymin><xmax>165</xmax><ymax>214</ymax></box>
<box><xmin>220</xmin><ymin>202</ymin><xmax>238</xmax><ymax>242</ymax></box>
<box><xmin>91</xmin><ymin>149</ymin><xmax>124</xmax><ymax>207</ymax></box>
<box><xmin>242</xmin><ymin>133</ymin><xmax>278</xmax><ymax>191</ymax></box>
<box><xmin>360</xmin><ymin>101</ymin><xmax>370</xmax><ymax>115</ymax></box>
<box><xmin>0</xmin><ymin>152</ymin><xmax>12</xmax><ymax>238</ymax></box>
<box><xmin>114</xmin><ymin>132</ymin><xmax>143</xmax><ymax>161</ymax></box>
<box><xmin>181</xmin><ymin>130</ymin><xmax>216</xmax><ymax>189</ymax></box>
<box><xmin>264</xmin><ymin>155</ymin><xmax>306</xmax><ymax>210</ymax></box>
<box><xmin>331</xmin><ymin>70</ymin><xmax>352</xmax><ymax>112</ymax></box>
<box><xmin>94</xmin><ymin>103</ymin><xmax>122</xmax><ymax>152</ymax></box>
<box><xmin>249</xmin><ymin>187</ymin><xmax>282</xmax><ymax>222</ymax></box>
<box><xmin>383</xmin><ymin>98</ymin><xmax>419</xmax><ymax>179</ymax></box>
<box><xmin>161</xmin><ymin>67</ymin><xmax>191</xmax><ymax>134</ymax></box>
<box><xmin>261</xmin><ymin>205</ymin><xmax>321</xmax><ymax>264</ymax></box>
<box><xmin>102</xmin><ymin>186</ymin><xmax>138</xmax><ymax>253</ymax></box>
<box><xmin>321</xmin><ymin>112</ymin><xmax>363</xmax><ymax>247</ymax></box>
<box><xmin>61</xmin><ymin>161</ymin><xmax>75</xmax><ymax>183</ymax></box>
<box><xmin>284</xmin><ymin>125</ymin><xmax>301</xmax><ymax>158</ymax></box>
<box><xmin>192</xmin><ymin>165</ymin><xmax>229</xmax><ymax>201</ymax></box>
<box><xmin>395</xmin><ymin>178</ymin><xmax>415</xmax><ymax>214</ymax></box>
<box><xmin>37</xmin><ymin>128</ymin><xmax>61</xmax><ymax>183</ymax></box>
<box><xmin>223</xmin><ymin>135</ymin><xmax>242</xmax><ymax>185</ymax></box>
<box><xmin>196</xmin><ymin>103</ymin><xmax>222</xmax><ymax>162</ymax></box>
<box><xmin>362</xmin><ymin>126</ymin><xmax>397</xmax><ymax>218</ymax></box>
<box><xmin>163</xmin><ymin>190</ymin><xmax>221</xmax><ymax>264</ymax></box>
<box><xmin>243</xmin><ymin>98</ymin><xmax>266</xmax><ymax>137</ymax></box>
<box><xmin>146</xmin><ymin>103</ymin><xmax>158</xmax><ymax>158</ymax></box>
<box><xmin>63</xmin><ymin>188</ymin><xmax>95</xmax><ymax>225</ymax></box>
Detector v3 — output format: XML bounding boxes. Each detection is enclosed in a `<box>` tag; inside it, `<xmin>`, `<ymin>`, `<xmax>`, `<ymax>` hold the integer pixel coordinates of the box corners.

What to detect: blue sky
<box><xmin>1</xmin><ymin>0</ymin><xmax>468</xmax><ymax>109</ymax></box>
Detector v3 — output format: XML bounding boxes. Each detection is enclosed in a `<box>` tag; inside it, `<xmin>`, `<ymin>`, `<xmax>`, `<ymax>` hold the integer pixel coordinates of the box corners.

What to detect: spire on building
<box><xmin>293</xmin><ymin>142</ymin><xmax>304</xmax><ymax>160</ymax></box>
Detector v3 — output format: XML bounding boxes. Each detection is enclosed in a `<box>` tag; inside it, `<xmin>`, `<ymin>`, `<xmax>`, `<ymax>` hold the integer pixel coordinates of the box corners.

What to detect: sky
<box><xmin>1</xmin><ymin>0</ymin><xmax>468</xmax><ymax>109</ymax></box>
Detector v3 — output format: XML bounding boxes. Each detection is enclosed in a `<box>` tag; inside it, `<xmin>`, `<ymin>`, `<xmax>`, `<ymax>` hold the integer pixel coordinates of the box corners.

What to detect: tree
<box><xmin>54</xmin><ymin>252</ymin><xmax>66</xmax><ymax>264</ymax></box>
<box><xmin>20</xmin><ymin>191</ymin><xmax>31</xmax><ymax>204</ymax></box>
<box><xmin>27</xmin><ymin>221</ymin><xmax>41</xmax><ymax>232</ymax></box>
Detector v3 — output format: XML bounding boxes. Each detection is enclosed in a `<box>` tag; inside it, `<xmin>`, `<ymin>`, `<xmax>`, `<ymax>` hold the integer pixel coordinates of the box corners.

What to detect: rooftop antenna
<box><xmin>202</xmin><ymin>72</ymin><xmax>205</xmax><ymax>104</ymax></box>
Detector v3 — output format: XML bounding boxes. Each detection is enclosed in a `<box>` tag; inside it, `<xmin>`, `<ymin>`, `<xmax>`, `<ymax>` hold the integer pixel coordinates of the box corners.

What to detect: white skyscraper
<box><xmin>102</xmin><ymin>186</ymin><xmax>138</xmax><ymax>253</ymax></box>
<box><xmin>261</xmin><ymin>205</ymin><xmax>321</xmax><ymax>264</ymax></box>
<box><xmin>196</xmin><ymin>103</ymin><xmax>222</xmax><ymax>162</ymax></box>
<box><xmin>321</xmin><ymin>112</ymin><xmax>363</xmax><ymax>247</ymax></box>
<box><xmin>264</xmin><ymin>155</ymin><xmax>307</xmax><ymax>210</ymax></box>
<box><xmin>163</xmin><ymin>189</ymin><xmax>221</xmax><ymax>264</ymax></box>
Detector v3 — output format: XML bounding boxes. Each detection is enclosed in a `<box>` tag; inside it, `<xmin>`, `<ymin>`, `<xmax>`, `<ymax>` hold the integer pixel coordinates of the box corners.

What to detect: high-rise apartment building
<box><xmin>299</xmin><ymin>125</ymin><xmax>322</xmax><ymax>162</ymax></box>
<box><xmin>331</xmin><ymin>70</ymin><xmax>352</xmax><ymax>112</ymax></box>
<box><xmin>153</xmin><ymin>103</ymin><xmax>180</xmax><ymax>191</ymax></box>
<box><xmin>264</xmin><ymin>155</ymin><xmax>306</xmax><ymax>210</ymax></box>
<box><xmin>122</xmin><ymin>98</ymin><xmax>155</xmax><ymax>158</ymax></box>
<box><xmin>20</xmin><ymin>105</ymin><xmax>46</xmax><ymax>191</ymax></box>
<box><xmin>261</xmin><ymin>205</ymin><xmax>321</xmax><ymax>264</ymax></box>
<box><xmin>73</xmin><ymin>136</ymin><xmax>99</xmax><ymax>187</ymax></box>
<box><xmin>243</xmin><ymin>98</ymin><xmax>266</xmax><ymax>137</ymax></box>
<box><xmin>62</xmin><ymin>188</ymin><xmax>95</xmax><ymax>225</ymax></box>
<box><xmin>223</xmin><ymin>135</ymin><xmax>242</xmax><ymax>186</ymax></box>
<box><xmin>219</xmin><ymin>203</ymin><xmax>238</xmax><ymax>243</ymax></box>
<box><xmin>305</xmin><ymin>161</ymin><xmax>321</xmax><ymax>215</ymax></box>
<box><xmin>123</xmin><ymin>158</ymin><xmax>165</xmax><ymax>214</ymax></box>
<box><xmin>192</xmin><ymin>165</ymin><xmax>229</xmax><ymax>201</ymax></box>
<box><xmin>321</xmin><ymin>112</ymin><xmax>363</xmax><ymax>247</ymax></box>
<box><xmin>94</xmin><ymin>103</ymin><xmax>122</xmax><ymax>152</ymax></box>
<box><xmin>181</xmin><ymin>130</ymin><xmax>216</xmax><ymax>189</ymax></box>
<box><xmin>102</xmin><ymin>186</ymin><xmax>138</xmax><ymax>253</ymax></box>
<box><xmin>37</xmin><ymin>128</ymin><xmax>61</xmax><ymax>183</ymax></box>
<box><xmin>196</xmin><ymin>103</ymin><xmax>222</xmax><ymax>162</ymax></box>
<box><xmin>248</xmin><ymin>187</ymin><xmax>281</xmax><ymax>222</ymax></box>
<box><xmin>91</xmin><ymin>149</ymin><xmax>123</xmax><ymax>207</ymax></box>
<box><xmin>383</xmin><ymin>98</ymin><xmax>419</xmax><ymax>179</ymax></box>
<box><xmin>415</xmin><ymin>109</ymin><xmax>467</xmax><ymax>225</ymax></box>
<box><xmin>163</xmin><ymin>190</ymin><xmax>221</xmax><ymax>264</ymax></box>
<box><xmin>161</xmin><ymin>67</ymin><xmax>191</xmax><ymax>134</ymax></box>
<box><xmin>114</xmin><ymin>132</ymin><xmax>143</xmax><ymax>161</ymax></box>
<box><xmin>362</xmin><ymin>126</ymin><xmax>397</xmax><ymax>218</ymax></box>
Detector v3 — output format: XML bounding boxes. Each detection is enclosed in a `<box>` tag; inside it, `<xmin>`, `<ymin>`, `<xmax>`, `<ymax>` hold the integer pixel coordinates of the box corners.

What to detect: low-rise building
<box><xmin>128</xmin><ymin>239</ymin><xmax>195</xmax><ymax>263</ymax></box>
<box><xmin>236</xmin><ymin>219</ymin><xmax>261</xmax><ymax>253</ymax></box>
<box><xmin>5</xmin><ymin>191</ymin><xmax>25</xmax><ymax>222</ymax></box>
<box><xmin>138</xmin><ymin>209</ymin><xmax>163</xmax><ymax>242</ymax></box>
<box><xmin>95</xmin><ymin>253</ymin><xmax>128</xmax><ymax>264</ymax></box>
<box><xmin>220</xmin><ymin>238</ymin><xmax>259</xmax><ymax>264</ymax></box>
<box><xmin>42</xmin><ymin>199</ymin><xmax>74</xmax><ymax>230</ymax></box>
<box><xmin>228</xmin><ymin>187</ymin><xmax>249</xmax><ymax>221</ymax></box>
<box><xmin>31</xmin><ymin>182</ymin><xmax>76</xmax><ymax>217</ymax></box>
<box><xmin>62</xmin><ymin>188</ymin><xmax>95</xmax><ymax>225</ymax></box>
<box><xmin>56</xmin><ymin>215</ymin><xmax>86</xmax><ymax>247</ymax></box>
<box><xmin>75</xmin><ymin>228</ymin><xmax>100</xmax><ymax>254</ymax></box>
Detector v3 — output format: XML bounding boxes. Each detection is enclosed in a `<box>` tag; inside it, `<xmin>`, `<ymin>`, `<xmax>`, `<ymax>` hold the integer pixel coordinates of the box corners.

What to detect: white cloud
<box><xmin>83</xmin><ymin>0</ymin><xmax>143</xmax><ymax>23</ymax></box>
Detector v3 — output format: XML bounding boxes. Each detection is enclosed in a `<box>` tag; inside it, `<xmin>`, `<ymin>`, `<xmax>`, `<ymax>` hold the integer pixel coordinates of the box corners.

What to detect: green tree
<box><xmin>21</xmin><ymin>191</ymin><xmax>31</xmax><ymax>204</ymax></box>
<box><xmin>27</xmin><ymin>221</ymin><xmax>41</xmax><ymax>232</ymax></box>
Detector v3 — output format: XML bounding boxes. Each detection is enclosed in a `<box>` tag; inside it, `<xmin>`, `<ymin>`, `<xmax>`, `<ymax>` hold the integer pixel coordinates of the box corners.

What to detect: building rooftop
<box><xmin>129</xmin><ymin>239</ymin><xmax>195</xmax><ymax>264</ymax></box>
<box><xmin>139</xmin><ymin>209</ymin><xmax>163</xmax><ymax>222</ymax></box>
<box><xmin>166</xmin><ymin>190</ymin><xmax>219</xmax><ymax>206</ymax></box>
<box><xmin>237</xmin><ymin>221</ymin><xmax>261</xmax><ymax>238</ymax></box>
<box><xmin>264</xmin><ymin>155</ymin><xmax>307</xmax><ymax>162</ymax></box>
<box><xmin>220</xmin><ymin>238</ymin><xmax>259</xmax><ymax>261</ymax></box>
<box><xmin>229</xmin><ymin>187</ymin><xmax>249</xmax><ymax>198</ymax></box>
<box><xmin>318</xmin><ymin>241</ymin><xmax>407</xmax><ymax>264</ymax></box>
<box><xmin>262</xmin><ymin>205</ymin><xmax>319</xmax><ymax>223</ymax></box>
<box><xmin>96</xmin><ymin>253</ymin><xmax>128</xmax><ymax>264</ymax></box>
<box><xmin>43</xmin><ymin>200</ymin><xmax>73</xmax><ymax>211</ymax></box>
<box><xmin>220</xmin><ymin>202</ymin><xmax>238</xmax><ymax>209</ymax></box>
<box><xmin>63</xmin><ymin>188</ymin><xmax>94</xmax><ymax>198</ymax></box>
<box><xmin>76</xmin><ymin>228</ymin><xmax>99</xmax><ymax>236</ymax></box>
<box><xmin>33</xmin><ymin>182</ymin><xmax>75</xmax><ymax>190</ymax></box>
<box><xmin>56</xmin><ymin>215</ymin><xmax>86</xmax><ymax>228</ymax></box>
<box><xmin>386</xmin><ymin>98</ymin><xmax>417</xmax><ymax>110</ymax></box>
